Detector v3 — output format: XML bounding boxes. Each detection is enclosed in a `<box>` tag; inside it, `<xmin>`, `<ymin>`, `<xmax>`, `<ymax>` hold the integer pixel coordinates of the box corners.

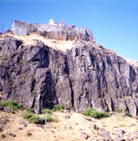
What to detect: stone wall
<box><xmin>11</xmin><ymin>20</ymin><xmax>95</xmax><ymax>42</ymax></box>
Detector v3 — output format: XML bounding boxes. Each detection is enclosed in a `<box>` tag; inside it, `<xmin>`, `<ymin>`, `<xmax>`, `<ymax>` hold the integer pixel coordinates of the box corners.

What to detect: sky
<box><xmin>0</xmin><ymin>0</ymin><xmax>138</xmax><ymax>61</ymax></box>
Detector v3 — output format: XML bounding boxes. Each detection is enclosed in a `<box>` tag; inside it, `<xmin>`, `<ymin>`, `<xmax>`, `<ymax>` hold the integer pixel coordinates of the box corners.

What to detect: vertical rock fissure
<box><xmin>129</xmin><ymin>66</ymin><xmax>136</xmax><ymax>82</ymax></box>
<box><xmin>32</xmin><ymin>96</ymin><xmax>36</xmax><ymax>109</ymax></box>
<box><xmin>40</xmin><ymin>70</ymin><xmax>57</xmax><ymax>111</ymax></box>
<box><xmin>64</xmin><ymin>56</ymin><xmax>74</xmax><ymax>108</ymax></box>
<box><xmin>64</xmin><ymin>56</ymin><xmax>70</xmax><ymax>74</ymax></box>
<box><xmin>69</xmin><ymin>78</ymin><xmax>74</xmax><ymax>109</ymax></box>
<box><xmin>110</xmin><ymin>98</ymin><xmax>115</xmax><ymax>111</ymax></box>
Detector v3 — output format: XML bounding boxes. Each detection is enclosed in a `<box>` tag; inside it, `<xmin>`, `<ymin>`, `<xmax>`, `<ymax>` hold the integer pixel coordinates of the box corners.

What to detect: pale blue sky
<box><xmin>0</xmin><ymin>0</ymin><xmax>138</xmax><ymax>61</ymax></box>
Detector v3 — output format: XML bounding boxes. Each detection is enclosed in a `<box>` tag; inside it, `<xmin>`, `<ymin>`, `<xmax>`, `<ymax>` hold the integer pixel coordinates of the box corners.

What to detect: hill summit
<box><xmin>11</xmin><ymin>19</ymin><xmax>95</xmax><ymax>42</ymax></box>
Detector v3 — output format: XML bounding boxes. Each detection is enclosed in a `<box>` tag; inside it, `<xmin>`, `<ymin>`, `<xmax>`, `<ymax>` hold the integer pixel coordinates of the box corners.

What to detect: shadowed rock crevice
<box><xmin>64</xmin><ymin>56</ymin><xmax>70</xmax><ymax>75</ymax></box>
<box><xmin>40</xmin><ymin>70</ymin><xmax>57</xmax><ymax>110</ymax></box>
<box><xmin>89</xmin><ymin>52</ymin><xmax>95</xmax><ymax>64</ymax></box>
<box><xmin>69</xmin><ymin>78</ymin><xmax>74</xmax><ymax>109</ymax></box>
<box><xmin>63</xmin><ymin>55</ymin><xmax>74</xmax><ymax>109</ymax></box>
<box><xmin>33</xmin><ymin>47</ymin><xmax>50</xmax><ymax>68</ymax></box>
<box><xmin>129</xmin><ymin>66</ymin><xmax>136</xmax><ymax>82</ymax></box>
<box><xmin>31</xmin><ymin>78</ymin><xmax>36</xmax><ymax>92</ymax></box>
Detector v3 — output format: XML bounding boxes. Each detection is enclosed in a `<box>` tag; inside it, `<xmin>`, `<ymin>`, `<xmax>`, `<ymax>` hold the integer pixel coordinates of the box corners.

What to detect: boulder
<box><xmin>80</xmin><ymin>132</ymin><xmax>90</xmax><ymax>140</ymax></box>
<box><xmin>92</xmin><ymin>123</ymin><xmax>99</xmax><ymax>130</ymax></box>
<box><xmin>20</xmin><ymin>121</ymin><xmax>28</xmax><ymax>127</ymax></box>
<box><xmin>9</xmin><ymin>133</ymin><xmax>16</xmax><ymax>137</ymax></box>
<box><xmin>1</xmin><ymin>134</ymin><xmax>6</xmax><ymax>138</ymax></box>
<box><xmin>0</xmin><ymin>106</ymin><xmax>4</xmax><ymax>111</ymax></box>
<box><xmin>26</xmin><ymin>132</ymin><xmax>32</xmax><ymax>136</ymax></box>
<box><xmin>64</xmin><ymin>115</ymin><xmax>70</xmax><ymax>119</ymax></box>
<box><xmin>18</xmin><ymin>127</ymin><xmax>23</xmax><ymax>130</ymax></box>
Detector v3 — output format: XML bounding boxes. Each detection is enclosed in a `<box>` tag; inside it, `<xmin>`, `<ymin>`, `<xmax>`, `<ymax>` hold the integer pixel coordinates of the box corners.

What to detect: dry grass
<box><xmin>0</xmin><ymin>111</ymin><xmax>138</xmax><ymax>141</ymax></box>
<box><xmin>0</xmin><ymin>33</ymin><xmax>75</xmax><ymax>52</ymax></box>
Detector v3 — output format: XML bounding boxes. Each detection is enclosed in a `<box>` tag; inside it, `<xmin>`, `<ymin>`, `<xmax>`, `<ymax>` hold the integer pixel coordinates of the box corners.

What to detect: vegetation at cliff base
<box><xmin>42</xmin><ymin>104</ymin><xmax>64</xmax><ymax>114</ymax></box>
<box><xmin>22</xmin><ymin>109</ymin><xmax>40</xmax><ymax>124</ymax></box>
<box><xmin>125</xmin><ymin>111</ymin><xmax>131</xmax><ymax>117</ymax></box>
<box><xmin>44</xmin><ymin>114</ymin><xmax>57</xmax><ymax>122</ymax></box>
<box><xmin>42</xmin><ymin>108</ymin><xmax>53</xmax><ymax>115</ymax></box>
<box><xmin>115</xmin><ymin>108</ymin><xmax>122</xmax><ymax>113</ymax></box>
<box><xmin>26</xmin><ymin>107</ymin><xmax>34</xmax><ymax>113</ymax></box>
<box><xmin>82</xmin><ymin>108</ymin><xmax>108</xmax><ymax>119</ymax></box>
<box><xmin>0</xmin><ymin>100</ymin><xmax>22</xmax><ymax>110</ymax></box>
<box><xmin>52</xmin><ymin>104</ymin><xmax>64</xmax><ymax>111</ymax></box>
<box><xmin>23</xmin><ymin>107</ymin><xmax>57</xmax><ymax>124</ymax></box>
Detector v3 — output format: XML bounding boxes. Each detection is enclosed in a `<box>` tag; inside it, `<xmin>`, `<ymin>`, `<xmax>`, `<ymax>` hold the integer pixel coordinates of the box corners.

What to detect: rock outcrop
<box><xmin>0</xmin><ymin>21</ymin><xmax>138</xmax><ymax>117</ymax></box>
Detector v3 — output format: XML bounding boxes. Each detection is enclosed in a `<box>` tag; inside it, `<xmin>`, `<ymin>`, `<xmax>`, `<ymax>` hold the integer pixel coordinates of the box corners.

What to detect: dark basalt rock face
<box><xmin>0</xmin><ymin>35</ymin><xmax>138</xmax><ymax>117</ymax></box>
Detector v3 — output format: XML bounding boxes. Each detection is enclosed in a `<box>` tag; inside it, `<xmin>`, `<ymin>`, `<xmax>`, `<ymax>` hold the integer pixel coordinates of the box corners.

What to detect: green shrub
<box><xmin>52</xmin><ymin>104</ymin><xmax>64</xmax><ymax>111</ymax></box>
<box><xmin>22</xmin><ymin>110</ymin><xmax>40</xmax><ymax>124</ymax></box>
<box><xmin>45</xmin><ymin>114</ymin><xmax>57</xmax><ymax>122</ymax></box>
<box><xmin>82</xmin><ymin>108</ymin><xmax>108</xmax><ymax>119</ymax></box>
<box><xmin>42</xmin><ymin>108</ymin><xmax>53</xmax><ymax>115</ymax></box>
<box><xmin>0</xmin><ymin>100</ymin><xmax>22</xmax><ymax>110</ymax></box>
<box><xmin>82</xmin><ymin>108</ymin><xmax>94</xmax><ymax>116</ymax></box>
<box><xmin>0</xmin><ymin>100</ymin><xmax>14</xmax><ymax>107</ymax></box>
<box><xmin>17</xmin><ymin>103</ymin><xmax>22</xmax><ymax>109</ymax></box>
<box><xmin>116</xmin><ymin>108</ymin><xmax>122</xmax><ymax>113</ymax></box>
<box><xmin>29</xmin><ymin>115</ymin><xmax>40</xmax><ymax>123</ymax></box>
<box><xmin>125</xmin><ymin>111</ymin><xmax>131</xmax><ymax>117</ymax></box>
<box><xmin>26</xmin><ymin>107</ymin><xmax>33</xmax><ymax>113</ymax></box>
<box><xmin>22</xmin><ymin>111</ymin><xmax>34</xmax><ymax>119</ymax></box>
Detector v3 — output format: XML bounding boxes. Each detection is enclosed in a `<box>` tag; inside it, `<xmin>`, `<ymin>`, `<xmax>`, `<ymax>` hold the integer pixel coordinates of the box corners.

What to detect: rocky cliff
<box><xmin>0</xmin><ymin>22</ymin><xmax>138</xmax><ymax>117</ymax></box>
